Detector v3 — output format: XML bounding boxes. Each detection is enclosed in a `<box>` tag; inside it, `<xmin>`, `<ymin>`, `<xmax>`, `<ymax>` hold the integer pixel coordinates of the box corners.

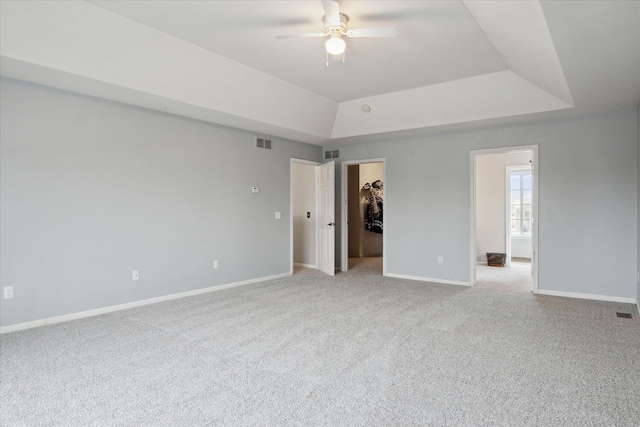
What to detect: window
<box><xmin>509</xmin><ymin>167</ymin><xmax>532</xmax><ymax>236</ymax></box>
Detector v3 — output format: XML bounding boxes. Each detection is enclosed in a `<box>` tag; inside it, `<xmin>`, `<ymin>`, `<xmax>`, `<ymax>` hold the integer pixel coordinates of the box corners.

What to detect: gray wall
<box><xmin>0</xmin><ymin>78</ymin><xmax>321</xmax><ymax>327</ymax></box>
<box><xmin>328</xmin><ymin>111</ymin><xmax>638</xmax><ymax>299</ymax></box>
<box><xmin>2</xmin><ymin>76</ymin><xmax>638</xmax><ymax>328</ymax></box>
<box><xmin>637</xmin><ymin>104</ymin><xmax>640</xmax><ymax>306</ymax></box>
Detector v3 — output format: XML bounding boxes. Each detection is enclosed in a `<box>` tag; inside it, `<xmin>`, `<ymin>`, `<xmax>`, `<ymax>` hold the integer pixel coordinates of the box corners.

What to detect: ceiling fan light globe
<box><xmin>325</xmin><ymin>37</ymin><xmax>346</xmax><ymax>55</ymax></box>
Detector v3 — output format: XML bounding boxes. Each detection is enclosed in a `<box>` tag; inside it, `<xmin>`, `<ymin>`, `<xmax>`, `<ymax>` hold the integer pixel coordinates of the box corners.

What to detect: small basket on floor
<box><xmin>486</xmin><ymin>252</ymin><xmax>506</xmax><ymax>267</ymax></box>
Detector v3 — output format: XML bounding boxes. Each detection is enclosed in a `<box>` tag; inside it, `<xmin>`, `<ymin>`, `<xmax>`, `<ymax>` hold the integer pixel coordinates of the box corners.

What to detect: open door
<box><xmin>317</xmin><ymin>161</ymin><xmax>335</xmax><ymax>276</ymax></box>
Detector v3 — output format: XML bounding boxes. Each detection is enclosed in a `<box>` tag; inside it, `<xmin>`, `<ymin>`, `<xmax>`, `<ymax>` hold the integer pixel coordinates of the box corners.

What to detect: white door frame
<box><xmin>340</xmin><ymin>158</ymin><xmax>387</xmax><ymax>274</ymax></box>
<box><xmin>290</xmin><ymin>158</ymin><xmax>320</xmax><ymax>275</ymax></box>
<box><xmin>470</xmin><ymin>146</ymin><xmax>539</xmax><ymax>292</ymax></box>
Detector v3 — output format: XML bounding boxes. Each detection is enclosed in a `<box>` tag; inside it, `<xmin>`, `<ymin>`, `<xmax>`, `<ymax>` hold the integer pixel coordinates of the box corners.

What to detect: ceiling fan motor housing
<box><xmin>324</xmin><ymin>13</ymin><xmax>349</xmax><ymax>36</ymax></box>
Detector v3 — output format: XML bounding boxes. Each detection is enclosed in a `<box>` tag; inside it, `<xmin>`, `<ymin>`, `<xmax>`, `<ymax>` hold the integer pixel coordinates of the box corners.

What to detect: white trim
<box><xmin>636</xmin><ymin>299</ymin><xmax>639</xmax><ymax>316</ymax></box>
<box><xmin>294</xmin><ymin>262</ymin><xmax>317</xmax><ymax>268</ymax></box>
<box><xmin>0</xmin><ymin>272</ymin><xmax>291</xmax><ymax>334</ymax></box>
<box><xmin>340</xmin><ymin>158</ymin><xmax>387</xmax><ymax>275</ymax></box>
<box><xmin>470</xmin><ymin>153</ymin><xmax>476</xmax><ymax>285</ymax></box>
<box><xmin>290</xmin><ymin>158</ymin><xmax>320</xmax><ymax>275</ymax></box>
<box><xmin>532</xmin><ymin>147</ymin><xmax>539</xmax><ymax>293</ymax></box>
<box><xmin>386</xmin><ymin>273</ymin><xmax>470</xmax><ymax>287</ymax></box>
<box><xmin>505</xmin><ymin>166</ymin><xmax>511</xmax><ymax>267</ymax></box>
<box><xmin>537</xmin><ymin>289</ymin><xmax>637</xmax><ymax>305</ymax></box>
<box><xmin>470</xmin><ymin>145</ymin><xmax>539</xmax><ymax>292</ymax></box>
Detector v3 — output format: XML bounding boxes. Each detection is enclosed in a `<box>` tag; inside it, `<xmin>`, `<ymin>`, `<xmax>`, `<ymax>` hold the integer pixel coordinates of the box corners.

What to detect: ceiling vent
<box><xmin>325</xmin><ymin>150</ymin><xmax>339</xmax><ymax>159</ymax></box>
<box><xmin>256</xmin><ymin>137</ymin><xmax>272</xmax><ymax>150</ymax></box>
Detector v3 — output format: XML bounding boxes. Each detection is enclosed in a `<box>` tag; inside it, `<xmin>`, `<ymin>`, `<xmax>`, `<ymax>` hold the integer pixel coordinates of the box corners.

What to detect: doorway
<box><xmin>470</xmin><ymin>146</ymin><xmax>538</xmax><ymax>292</ymax></box>
<box><xmin>341</xmin><ymin>159</ymin><xmax>386</xmax><ymax>274</ymax></box>
<box><xmin>290</xmin><ymin>159</ymin><xmax>336</xmax><ymax>276</ymax></box>
<box><xmin>291</xmin><ymin>160</ymin><xmax>318</xmax><ymax>273</ymax></box>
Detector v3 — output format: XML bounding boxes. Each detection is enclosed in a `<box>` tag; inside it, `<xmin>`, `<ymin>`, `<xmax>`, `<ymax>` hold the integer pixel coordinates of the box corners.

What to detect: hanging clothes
<box><xmin>362</xmin><ymin>180</ymin><xmax>383</xmax><ymax>234</ymax></box>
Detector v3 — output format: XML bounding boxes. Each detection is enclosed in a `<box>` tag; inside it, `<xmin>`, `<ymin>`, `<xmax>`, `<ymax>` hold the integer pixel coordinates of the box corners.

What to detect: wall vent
<box><xmin>616</xmin><ymin>312</ymin><xmax>632</xmax><ymax>318</ymax></box>
<box><xmin>324</xmin><ymin>150</ymin><xmax>339</xmax><ymax>159</ymax></box>
<box><xmin>256</xmin><ymin>138</ymin><xmax>272</xmax><ymax>150</ymax></box>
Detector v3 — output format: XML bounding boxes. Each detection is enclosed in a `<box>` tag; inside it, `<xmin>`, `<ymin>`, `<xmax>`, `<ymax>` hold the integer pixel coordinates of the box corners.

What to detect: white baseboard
<box><xmin>294</xmin><ymin>263</ymin><xmax>317</xmax><ymax>269</ymax></box>
<box><xmin>536</xmin><ymin>289</ymin><xmax>637</xmax><ymax>305</ymax></box>
<box><xmin>385</xmin><ymin>273</ymin><xmax>470</xmax><ymax>287</ymax></box>
<box><xmin>636</xmin><ymin>299</ymin><xmax>639</xmax><ymax>315</ymax></box>
<box><xmin>0</xmin><ymin>272</ymin><xmax>292</xmax><ymax>334</ymax></box>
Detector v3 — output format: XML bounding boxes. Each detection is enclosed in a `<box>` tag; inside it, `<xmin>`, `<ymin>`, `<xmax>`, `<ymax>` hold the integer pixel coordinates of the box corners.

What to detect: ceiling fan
<box><xmin>276</xmin><ymin>0</ymin><xmax>397</xmax><ymax>63</ymax></box>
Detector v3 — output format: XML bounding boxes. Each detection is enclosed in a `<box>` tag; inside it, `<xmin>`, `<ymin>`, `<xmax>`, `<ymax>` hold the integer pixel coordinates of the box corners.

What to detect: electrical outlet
<box><xmin>438</xmin><ymin>256</ymin><xmax>444</xmax><ymax>264</ymax></box>
<box><xmin>213</xmin><ymin>260</ymin><xmax>219</xmax><ymax>269</ymax></box>
<box><xmin>275</xmin><ymin>211</ymin><xmax>281</xmax><ymax>219</ymax></box>
<box><xmin>4</xmin><ymin>286</ymin><xmax>14</xmax><ymax>299</ymax></box>
<box><xmin>132</xmin><ymin>270</ymin><xmax>139</xmax><ymax>281</ymax></box>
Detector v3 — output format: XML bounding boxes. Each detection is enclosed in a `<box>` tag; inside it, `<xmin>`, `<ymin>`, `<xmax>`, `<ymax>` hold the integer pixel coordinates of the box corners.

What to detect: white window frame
<box><xmin>506</xmin><ymin>165</ymin><xmax>532</xmax><ymax>265</ymax></box>
<box><xmin>508</xmin><ymin>166</ymin><xmax>533</xmax><ymax>237</ymax></box>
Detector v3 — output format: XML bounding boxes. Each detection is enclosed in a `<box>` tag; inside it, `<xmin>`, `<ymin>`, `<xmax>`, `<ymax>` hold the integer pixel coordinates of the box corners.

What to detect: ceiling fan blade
<box><xmin>345</xmin><ymin>26</ymin><xmax>398</xmax><ymax>38</ymax></box>
<box><xmin>322</xmin><ymin>0</ymin><xmax>341</xmax><ymax>27</ymax></box>
<box><xmin>276</xmin><ymin>32</ymin><xmax>327</xmax><ymax>39</ymax></box>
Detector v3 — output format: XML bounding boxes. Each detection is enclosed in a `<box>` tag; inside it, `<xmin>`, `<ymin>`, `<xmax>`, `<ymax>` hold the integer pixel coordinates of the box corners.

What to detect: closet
<box><xmin>347</xmin><ymin>163</ymin><xmax>384</xmax><ymax>258</ymax></box>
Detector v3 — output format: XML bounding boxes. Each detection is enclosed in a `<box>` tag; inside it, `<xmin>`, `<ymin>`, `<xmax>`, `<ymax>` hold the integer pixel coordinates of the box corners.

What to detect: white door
<box><xmin>317</xmin><ymin>161</ymin><xmax>335</xmax><ymax>276</ymax></box>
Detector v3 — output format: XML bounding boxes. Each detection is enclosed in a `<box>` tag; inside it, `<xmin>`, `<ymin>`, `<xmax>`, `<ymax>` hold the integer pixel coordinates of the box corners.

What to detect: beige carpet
<box><xmin>476</xmin><ymin>260</ymin><xmax>532</xmax><ymax>292</ymax></box>
<box><xmin>347</xmin><ymin>256</ymin><xmax>383</xmax><ymax>274</ymax></box>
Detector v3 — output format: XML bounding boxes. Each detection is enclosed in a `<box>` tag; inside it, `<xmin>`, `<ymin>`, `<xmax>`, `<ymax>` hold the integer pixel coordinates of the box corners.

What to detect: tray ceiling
<box><xmin>1</xmin><ymin>1</ymin><xmax>638</xmax><ymax>145</ymax></box>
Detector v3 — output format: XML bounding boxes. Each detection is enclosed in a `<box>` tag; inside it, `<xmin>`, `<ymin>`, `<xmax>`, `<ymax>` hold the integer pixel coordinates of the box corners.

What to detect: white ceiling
<box><xmin>90</xmin><ymin>0</ymin><xmax>509</xmax><ymax>102</ymax></box>
<box><xmin>1</xmin><ymin>1</ymin><xmax>639</xmax><ymax>145</ymax></box>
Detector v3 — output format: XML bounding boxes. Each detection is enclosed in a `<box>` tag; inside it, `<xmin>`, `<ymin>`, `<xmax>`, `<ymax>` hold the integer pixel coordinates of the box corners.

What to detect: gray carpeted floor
<box><xmin>2</xmin><ymin>258</ymin><xmax>639</xmax><ymax>426</ymax></box>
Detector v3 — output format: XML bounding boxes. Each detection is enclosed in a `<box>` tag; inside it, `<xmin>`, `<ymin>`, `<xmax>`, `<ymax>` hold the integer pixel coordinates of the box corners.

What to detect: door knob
<box><xmin>328</xmin><ymin>222</ymin><xmax>336</xmax><ymax>226</ymax></box>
